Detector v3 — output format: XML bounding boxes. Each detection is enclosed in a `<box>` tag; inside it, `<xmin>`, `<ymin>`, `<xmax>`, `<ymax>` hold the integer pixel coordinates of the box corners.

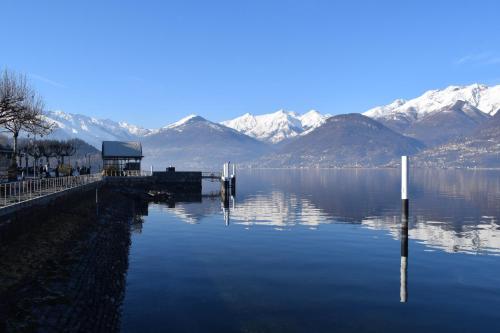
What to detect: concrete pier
<box><xmin>104</xmin><ymin>170</ymin><xmax>202</xmax><ymax>192</ymax></box>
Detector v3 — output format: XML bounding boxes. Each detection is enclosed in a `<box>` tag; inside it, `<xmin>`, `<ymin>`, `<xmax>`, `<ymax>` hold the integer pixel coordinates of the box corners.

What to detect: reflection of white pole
<box><xmin>400</xmin><ymin>256</ymin><xmax>407</xmax><ymax>302</ymax></box>
<box><xmin>401</xmin><ymin>156</ymin><xmax>408</xmax><ymax>200</ymax></box>
<box><xmin>400</xmin><ymin>210</ymin><xmax>409</xmax><ymax>303</ymax></box>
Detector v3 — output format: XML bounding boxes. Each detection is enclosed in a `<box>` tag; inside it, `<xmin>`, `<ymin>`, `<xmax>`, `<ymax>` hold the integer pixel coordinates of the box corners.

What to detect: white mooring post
<box><xmin>401</xmin><ymin>156</ymin><xmax>409</xmax><ymax>201</ymax></box>
<box><xmin>400</xmin><ymin>156</ymin><xmax>409</xmax><ymax>303</ymax></box>
<box><xmin>150</xmin><ymin>165</ymin><xmax>153</xmax><ymax>176</ymax></box>
<box><xmin>401</xmin><ymin>155</ymin><xmax>409</xmax><ymax>216</ymax></box>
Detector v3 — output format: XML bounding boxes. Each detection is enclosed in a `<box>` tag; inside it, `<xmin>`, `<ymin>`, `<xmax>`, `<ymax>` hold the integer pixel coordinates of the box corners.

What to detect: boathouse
<box><xmin>102</xmin><ymin>141</ymin><xmax>143</xmax><ymax>176</ymax></box>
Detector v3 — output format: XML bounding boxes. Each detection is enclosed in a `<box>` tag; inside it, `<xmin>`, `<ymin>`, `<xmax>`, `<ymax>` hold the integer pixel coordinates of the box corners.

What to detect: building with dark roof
<box><xmin>101</xmin><ymin>141</ymin><xmax>143</xmax><ymax>176</ymax></box>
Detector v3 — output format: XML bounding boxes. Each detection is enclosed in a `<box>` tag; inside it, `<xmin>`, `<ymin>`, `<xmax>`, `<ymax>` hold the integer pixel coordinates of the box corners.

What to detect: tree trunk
<box><xmin>12</xmin><ymin>133</ymin><xmax>19</xmax><ymax>167</ymax></box>
<box><xmin>8</xmin><ymin>133</ymin><xmax>19</xmax><ymax>180</ymax></box>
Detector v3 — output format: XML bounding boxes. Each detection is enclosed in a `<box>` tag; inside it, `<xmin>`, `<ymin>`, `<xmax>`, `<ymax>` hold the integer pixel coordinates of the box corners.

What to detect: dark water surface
<box><xmin>120</xmin><ymin>169</ymin><xmax>500</xmax><ymax>333</ymax></box>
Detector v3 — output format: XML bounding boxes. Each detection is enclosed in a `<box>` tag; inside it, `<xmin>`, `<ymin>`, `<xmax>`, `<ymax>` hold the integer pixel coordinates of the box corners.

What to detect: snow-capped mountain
<box><xmin>363</xmin><ymin>84</ymin><xmax>500</xmax><ymax>146</ymax></box>
<box><xmin>364</xmin><ymin>83</ymin><xmax>500</xmax><ymax>120</ymax></box>
<box><xmin>44</xmin><ymin>110</ymin><xmax>152</xmax><ymax>148</ymax></box>
<box><xmin>44</xmin><ymin>110</ymin><xmax>331</xmax><ymax>148</ymax></box>
<box><xmin>221</xmin><ymin>109</ymin><xmax>331</xmax><ymax>143</ymax></box>
<box><xmin>142</xmin><ymin>115</ymin><xmax>268</xmax><ymax>169</ymax></box>
<box><xmin>256</xmin><ymin>113</ymin><xmax>424</xmax><ymax>168</ymax></box>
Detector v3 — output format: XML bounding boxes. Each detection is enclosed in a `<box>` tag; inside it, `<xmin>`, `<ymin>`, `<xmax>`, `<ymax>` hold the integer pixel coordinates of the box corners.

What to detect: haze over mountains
<box><xmin>41</xmin><ymin>83</ymin><xmax>500</xmax><ymax>169</ymax></box>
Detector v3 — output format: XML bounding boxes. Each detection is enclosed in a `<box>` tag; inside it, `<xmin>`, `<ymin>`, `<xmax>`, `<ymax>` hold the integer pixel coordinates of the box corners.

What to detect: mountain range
<box><xmin>256</xmin><ymin>113</ymin><xmax>425</xmax><ymax>168</ymax></box>
<box><xmin>140</xmin><ymin>115</ymin><xmax>268</xmax><ymax>170</ymax></box>
<box><xmin>221</xmin><ymin>109</ymin><xmax>330</xmax><ymax>143</ymax></box>
<box><xmin>40</xmin><ymin>83</ymin><xmax>500</xmax><ymax>169</ymax></box>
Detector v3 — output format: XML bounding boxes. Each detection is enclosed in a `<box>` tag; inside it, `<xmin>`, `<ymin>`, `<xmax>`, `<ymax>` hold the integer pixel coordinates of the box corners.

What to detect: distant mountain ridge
<box><xmin>40</xmin><ymin>82</ymin><xmax>500</xmax><ymax>168</ymax></box>
<box><xmin>364</xmin><ymin>83</ymin><xmax>500</xmax><ymax>119</ymax></box>
<box><xmin>412</xmin><ymin>111</ymin><xmax>500</xmax><ymax>168</ymax></box>
<box><xmin>141</xmin><ymin>115</ymin><xmax>268</xmax><ymax>170</ymax></box>
<box><xmin>221</xmin><ymin>109</ymin><xmax>331</xmax><ymax>143</ymax></box>
<box><xmin>43</xmin><ymin>109</ymin><xmax>332</xmax><ymax>148</ymax></box>
<box><xmin>256</xmin><ymin>113</ymin><xmax>424</xmax><ymax>168</ymax></box>
<box><xmin>43</xmin><ymin>110</ymin><xmax>152</xmax><ymax>148</ymax></box>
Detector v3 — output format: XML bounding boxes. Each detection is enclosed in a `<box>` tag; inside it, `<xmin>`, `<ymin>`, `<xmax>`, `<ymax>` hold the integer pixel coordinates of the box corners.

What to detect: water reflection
<box><xmin>155</xmin><ymin>170</ymin><xmax>500</xmax><ymax>256</ymax></box>
<box><xmin>400</xmin><ymin>209</ymin><xmax>409</xmax><ymax>303</ymax></box>
<box><xmin>363</xmin><ymin>215</ymin><xmax>500</xmax><ymax>255</ymax></box>
<box><xmin>122</xmin><ymin>170</ymin><xmax>500</xmax><ymax>332</ymax></box>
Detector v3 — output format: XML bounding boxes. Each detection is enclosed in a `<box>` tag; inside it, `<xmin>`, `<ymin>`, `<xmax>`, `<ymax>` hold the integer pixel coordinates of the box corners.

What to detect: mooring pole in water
<box><xmin>230</xmin><ymin>163</ymin><xmax>236</xmax><ymax>196</ymax></box>
<box><xmin>400</xmin><ymin>155</ymin><xmax>409</xmax><ymax>302</ymax></box>
<box><xmin>150</xmin><ymin>165</ymin><xmax>153</xmax><ymax>175</ymax></box>
<box><xmin>400</xmin><ymin>207</ymin><xmax>409</xmax><ymax>303</ymax></box>
<box><xmin>222</xmin><ymin>190</ymin><xmax>230</xmax><ymax>226</ymax></box>
<box><xmin>401</xmin><ymin>156</ymin><xmax>409</xmax><ymax>215</ymax></box>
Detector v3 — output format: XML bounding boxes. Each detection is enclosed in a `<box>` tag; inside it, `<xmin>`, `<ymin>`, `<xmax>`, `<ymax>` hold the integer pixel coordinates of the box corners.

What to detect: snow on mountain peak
<box><xmin>44</xmin><ymin>110</ymin><xmax>151</xmax><ymax>148</ymax></box>
<box><xmin>221</xmin><ymin>109</ymin><xmax>331</xmax><ymax>143</ymax></box>
<box><xmin>364</xmin><ymin>83</ymin><xmax>500</xmax><ymax>120</ymax></box>
<box><xmin>299</xmin><ymin>109</ymin><xmax>332</xmax><ymax>129</ymax></box>
<box><xmin>163</xmin><ymin>114</ymin><xmax>201</xmax><ymax>128</ymax></box>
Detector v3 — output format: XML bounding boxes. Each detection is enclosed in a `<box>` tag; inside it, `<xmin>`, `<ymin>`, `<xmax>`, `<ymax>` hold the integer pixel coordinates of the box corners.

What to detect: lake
<box><xmin>119</xmin><ymin>169</ymin><xmax>500</xmax><ymax>333</ymax></box>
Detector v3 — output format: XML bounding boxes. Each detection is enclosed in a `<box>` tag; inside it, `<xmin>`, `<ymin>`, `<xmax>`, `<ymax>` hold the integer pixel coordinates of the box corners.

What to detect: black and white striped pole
<box><xmin>400</xmin><ymin>155</ymin><xmax>409</xmax><ymax>302</ymax></box>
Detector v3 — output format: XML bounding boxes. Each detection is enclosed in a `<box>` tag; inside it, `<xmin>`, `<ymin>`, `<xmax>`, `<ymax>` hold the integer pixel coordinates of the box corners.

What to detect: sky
<box><xmin>1</xmin><ymin>0</ymin><xmax>500</xmax><ymax>128</ymax></box>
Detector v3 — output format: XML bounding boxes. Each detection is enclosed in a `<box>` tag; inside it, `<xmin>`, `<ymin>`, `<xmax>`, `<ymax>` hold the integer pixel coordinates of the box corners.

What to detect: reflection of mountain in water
<box><xmin>154</xmin><ymin>169</ymin><xmax>500</xmax><ymax>255</ymax></box>
<box><xmin>152</xmin><ymin>198</ymin><xmax>221</xmax><ymax>224</ymax></box>
<box><xmin>227</xmin><ymin>191</ymin><xmax>331</xmax><ymax>228</ymax></box>
<box><xmin>363</xmin><ymin>216</ymin><xmax>500</xmax><ymax>255</ymax></box>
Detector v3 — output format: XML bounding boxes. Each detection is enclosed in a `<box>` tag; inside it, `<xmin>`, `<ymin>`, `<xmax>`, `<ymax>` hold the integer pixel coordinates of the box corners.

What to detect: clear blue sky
<box><xmin>1</xmin><ymin>0</ymin><xmax>500</xmax><ymax>128</ymax></box>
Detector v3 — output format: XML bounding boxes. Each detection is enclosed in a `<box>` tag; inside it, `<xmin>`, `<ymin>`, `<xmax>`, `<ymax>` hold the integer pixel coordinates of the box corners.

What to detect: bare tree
<box><xmin>0</xmin><ymin>70</ymin><xmax>54</xmax><ymax>174</ymax></box>
<box><xmin>0</xmin><ymin>70</ymin><xmax>24</xmax><ymax>126</ymax></box>
<box><xmin>26</xmin><ymin>141</ymin><xmax>43</xmax><ymax>176</ymax></box>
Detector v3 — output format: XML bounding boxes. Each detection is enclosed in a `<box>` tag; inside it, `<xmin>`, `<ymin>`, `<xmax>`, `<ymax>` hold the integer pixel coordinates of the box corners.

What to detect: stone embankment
<box><xmin>0</xmin><ymin>186</ymin><xmax>146</xmax><ymax>332</ymax></box>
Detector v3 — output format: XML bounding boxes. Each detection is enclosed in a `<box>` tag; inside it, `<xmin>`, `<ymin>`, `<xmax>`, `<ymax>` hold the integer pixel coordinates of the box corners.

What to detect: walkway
<box><xmin>0</xmin><ymin>174</ymin><xmax>102</xmax><ymax>209</ymax></box>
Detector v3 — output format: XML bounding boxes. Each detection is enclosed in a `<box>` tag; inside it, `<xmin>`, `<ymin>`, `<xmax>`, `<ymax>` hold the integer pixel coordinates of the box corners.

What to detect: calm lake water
<box><xmin>121</xmin><ymin>169</ymin><xmax>500</xmax><ymax>333</ymax></box>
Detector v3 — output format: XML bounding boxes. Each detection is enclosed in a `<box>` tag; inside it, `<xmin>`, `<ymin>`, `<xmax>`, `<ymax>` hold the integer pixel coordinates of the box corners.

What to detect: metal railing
<box><xmin>202</xmin><ymin>172</ymin><xmax>221</xmax><ymax>179</ymax></box>
<box><xmin>0</xmin><ymin>174</ymin><xmax>102</xmax><ymax>208</ymax></box>
<box><xmin>103</xmin><ymin>170</ymin><xmax>153</xmax><ymax>177</ymax></box>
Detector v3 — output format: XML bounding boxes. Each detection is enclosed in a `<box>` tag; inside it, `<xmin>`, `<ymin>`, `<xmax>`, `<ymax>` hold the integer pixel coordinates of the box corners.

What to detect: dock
<box><xmin>0</xmin><ymin>163</ymin><xmax>236</xmax><ymax>219</ymax></box>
